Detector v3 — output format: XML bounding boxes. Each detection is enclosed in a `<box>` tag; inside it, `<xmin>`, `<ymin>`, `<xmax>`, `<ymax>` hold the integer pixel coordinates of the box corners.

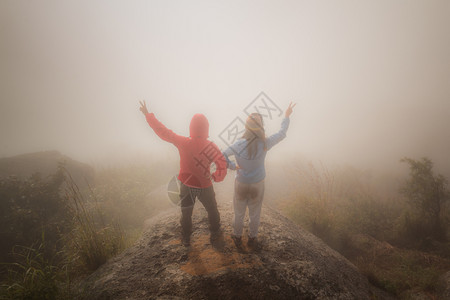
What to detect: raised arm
<box><xmin>266</xmin><ymin>102</ymin><xmax>296</xmax><ymax>150</ymax></box>
<box><xmin>139</xmin><ymin>100</ymin><xmax>185</xmax><ymax>146</ymax></box>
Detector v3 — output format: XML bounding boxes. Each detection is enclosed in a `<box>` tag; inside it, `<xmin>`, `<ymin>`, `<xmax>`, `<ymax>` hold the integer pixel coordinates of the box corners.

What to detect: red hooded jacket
<box><xmin>145</xmin><ymin>113</ymin><xmax>227</xmax><ymax>188</ymax></box>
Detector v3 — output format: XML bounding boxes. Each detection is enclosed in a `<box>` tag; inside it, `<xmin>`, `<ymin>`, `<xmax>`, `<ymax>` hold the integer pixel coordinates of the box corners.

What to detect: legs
<box><xmin>197</xmin><ymin>185</ymin><xmax>221</xmax><ymax>233</ymax></box>
<box><xmin>180</xmin><ymin>178</ymin><xmax>265</xmax><ymax>249</ymax></box>
<box><xmin>233</xmin><ymin>180</ymin><xmax>248</xmax><ymax>237</ymax></box>
<box><xmin>179</xmin><ymin>183</ymin><xmax>221</xmax><ymax>244</ymax></box>
<box><xmin>232</xmin><ymin>180</ymin><xmax>265</xmax><ymax>239</ymax></box>
<box><xmin>179</xmin><ymin>183</ymin><xmax>195</xmax><ymax>242</ymax></box>
<box><xmin>247</xmin><ymin>180</ymin><xmax>265</xmax><ymax>238</ymax></box>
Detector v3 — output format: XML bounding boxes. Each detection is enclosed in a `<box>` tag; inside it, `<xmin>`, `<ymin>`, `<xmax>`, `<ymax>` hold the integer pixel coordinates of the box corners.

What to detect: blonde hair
<box><xmin>242</xmin><ymin>113</ymin><xmax>267</xmax><ymax>158</ymax></box>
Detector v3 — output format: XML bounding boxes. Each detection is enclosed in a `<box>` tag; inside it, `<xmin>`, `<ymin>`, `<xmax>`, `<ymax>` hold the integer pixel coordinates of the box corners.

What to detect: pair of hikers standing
<box><xmin>139</xmin><ymin>101</ymin><xmax>295</xmax><ymax>249</ymax></box>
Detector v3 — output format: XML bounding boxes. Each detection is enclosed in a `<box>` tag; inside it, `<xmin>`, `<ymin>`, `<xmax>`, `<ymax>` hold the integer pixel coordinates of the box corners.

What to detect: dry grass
<box><xmin>62</xmin><ymin>168</ymin><xmax>127</xmax><ymax>273</ymax></box>
<box><xmin>279</xmin><ymin>160</ymin><xmax>450</xmax><ymax>298</ymax></box>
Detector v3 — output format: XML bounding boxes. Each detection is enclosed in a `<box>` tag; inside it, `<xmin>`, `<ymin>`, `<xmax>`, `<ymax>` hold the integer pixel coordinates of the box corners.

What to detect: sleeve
<box><xmin>211</xmin><ymin>144</ymin><xmax>227</xmax><ymax>182</ymax></box>
<box><xmin>222</xmin><ymin>146</ymin><xmax>237</xmax><ymax>170</ymax></box>
<box><xmin>266</xmin><ymin>117</ymin><xmax>290</xmax><ymax>150</ymax></box>
<box><xmin>145</xmin><ymin>113</ymin><xmax>186</xmax><ymax>146</ymax></box>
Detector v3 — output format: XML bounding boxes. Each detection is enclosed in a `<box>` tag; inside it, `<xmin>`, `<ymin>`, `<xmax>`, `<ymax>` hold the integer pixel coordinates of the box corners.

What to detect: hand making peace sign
<box><xmin>285</xmin><ymin>102</ymin><xmax>296</xmax><ymax>118</ymax></box>
<box><xmin>139</xmin><ymin>100</ymin><xmax>149</xmax><ymax>115</ymax></box>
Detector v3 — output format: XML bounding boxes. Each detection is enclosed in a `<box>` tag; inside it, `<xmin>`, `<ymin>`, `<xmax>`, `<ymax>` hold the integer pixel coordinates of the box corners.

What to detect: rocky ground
<box><xmin>76</xmin><ymin>197</ymin><xmax>393</xmax><ymax>299</ymax></box>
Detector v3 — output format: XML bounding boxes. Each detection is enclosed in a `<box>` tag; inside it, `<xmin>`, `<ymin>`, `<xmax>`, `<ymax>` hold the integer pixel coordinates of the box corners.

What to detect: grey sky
<box><xmin>1</xmin><ymin>0</ymin><xmax>449</xmax><ymax>172</ymax></box>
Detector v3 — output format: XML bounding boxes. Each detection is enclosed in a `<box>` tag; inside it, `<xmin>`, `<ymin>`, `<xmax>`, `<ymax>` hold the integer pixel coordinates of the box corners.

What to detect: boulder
<box><xmin>77</xmin><ymin>200</ymin><xmax>390</xmax><ymax>299</ymax></box>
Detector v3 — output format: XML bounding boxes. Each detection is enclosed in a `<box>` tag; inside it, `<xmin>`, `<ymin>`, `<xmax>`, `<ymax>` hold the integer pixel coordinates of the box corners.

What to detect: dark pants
<box><xmin>179</xmin><ymin>183</ymin><xmax>220</xmax><ymax>238</ymax></box>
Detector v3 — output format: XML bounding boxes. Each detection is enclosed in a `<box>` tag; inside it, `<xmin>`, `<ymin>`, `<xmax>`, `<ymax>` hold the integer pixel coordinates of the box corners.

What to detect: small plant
<box><xmin>62</xmin><ymin>167</ymin><xmax>126</xmax><ymax>272</ymax></box>
<box><xmin>0</xmin><ymin>170</ymin><xmax>69</xmax><ymax>268</ymax></box>
<box><xmin>0</xmin><ymin>240</ymin><xmax>59</xmax><ymax>300</ymax></box>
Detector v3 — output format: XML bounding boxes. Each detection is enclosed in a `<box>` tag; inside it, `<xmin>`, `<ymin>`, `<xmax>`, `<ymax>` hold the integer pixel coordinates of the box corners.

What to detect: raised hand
<box><xmin>285</xmin><ymin>102</ymin><xmax>296</xmax><ymax>118</ymax></box>
<box><xmin>139</xmin><ymin>100</ymin><xmax>149</xmax><ymax>115</ymax></box>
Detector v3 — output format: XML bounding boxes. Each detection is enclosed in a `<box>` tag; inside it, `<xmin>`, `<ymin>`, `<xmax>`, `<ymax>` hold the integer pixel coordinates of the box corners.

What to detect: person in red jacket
<box><xmin>139</xmin><ymin>100</ymin><xmax>227</xmax><ymax>246</ymax></box>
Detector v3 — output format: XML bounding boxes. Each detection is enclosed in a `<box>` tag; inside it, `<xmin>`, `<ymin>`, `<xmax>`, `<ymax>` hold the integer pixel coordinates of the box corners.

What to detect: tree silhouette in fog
<box><xmin>401</xmin><ymin>157</ymin><xmax>449</xmax><ymax>242</ymax></box>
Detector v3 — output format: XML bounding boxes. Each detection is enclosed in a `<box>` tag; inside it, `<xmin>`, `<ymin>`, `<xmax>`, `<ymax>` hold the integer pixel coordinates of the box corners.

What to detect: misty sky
<box><xmin>1</xmin><ymin>0</ymin><xmax>449</xmax><ymax>172</ymax></box>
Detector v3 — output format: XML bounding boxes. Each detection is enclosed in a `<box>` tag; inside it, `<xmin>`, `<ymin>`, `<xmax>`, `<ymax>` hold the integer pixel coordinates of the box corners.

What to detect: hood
<box><xmin>189</xmin><ymin>113</ymin><xmax>209</xmax><ymax>138</ymax></box>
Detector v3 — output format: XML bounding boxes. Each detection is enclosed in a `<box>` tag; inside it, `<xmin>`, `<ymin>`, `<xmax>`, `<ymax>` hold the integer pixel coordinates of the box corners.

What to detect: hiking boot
<box><xmin>247</xmin><ymin>237</ymin><xmax>261</xmax><ymax>251</ymax></box>
<box><xmin>181</xmin><ymin>235</ymin><xmax>191</xmax><ymax>247</ymax></box>
<box><xmin>231</xmin><ymin>235</ymin><xmax>242</xmax><ymax>247</ymax></box>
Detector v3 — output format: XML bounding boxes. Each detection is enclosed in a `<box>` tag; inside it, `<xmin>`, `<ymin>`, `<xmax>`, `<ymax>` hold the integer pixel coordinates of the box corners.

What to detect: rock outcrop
<box><xmin>0</xmin><ymin>151</ymin><xmax>94</xmax><ymax>185</ymax></box>
<box><xmin>77</xmin><ymin>199</ymin><xmax>389</xmax><ymax>299</ymax></box>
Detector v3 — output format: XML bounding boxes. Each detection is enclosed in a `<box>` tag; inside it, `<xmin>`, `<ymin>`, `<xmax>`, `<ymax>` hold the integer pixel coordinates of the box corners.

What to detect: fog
<box><xmin>1</xmin><ymin>0</ymin><xmax>449</xmax><ymax>174</ymax></box>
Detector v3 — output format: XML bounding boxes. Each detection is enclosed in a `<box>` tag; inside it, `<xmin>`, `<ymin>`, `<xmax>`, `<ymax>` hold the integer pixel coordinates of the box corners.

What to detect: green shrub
<box><xmin>62</xmin><ymin>168</ymin><xmax>126</xmax><ymax>272</ymax></box>
<box><xmin>0</xmin><ymin>241</ymin><xmax>60</xmax><ymax>300</ymax></box>
<box><xmin>0</xmin><ymin>161</ymin><xmax>169</xmax><ymax>298</ymax></box>
<box><xmin>0</xmin><ymin>170</ymin><xmax>70</xmax><ymax>278</ymax></box>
